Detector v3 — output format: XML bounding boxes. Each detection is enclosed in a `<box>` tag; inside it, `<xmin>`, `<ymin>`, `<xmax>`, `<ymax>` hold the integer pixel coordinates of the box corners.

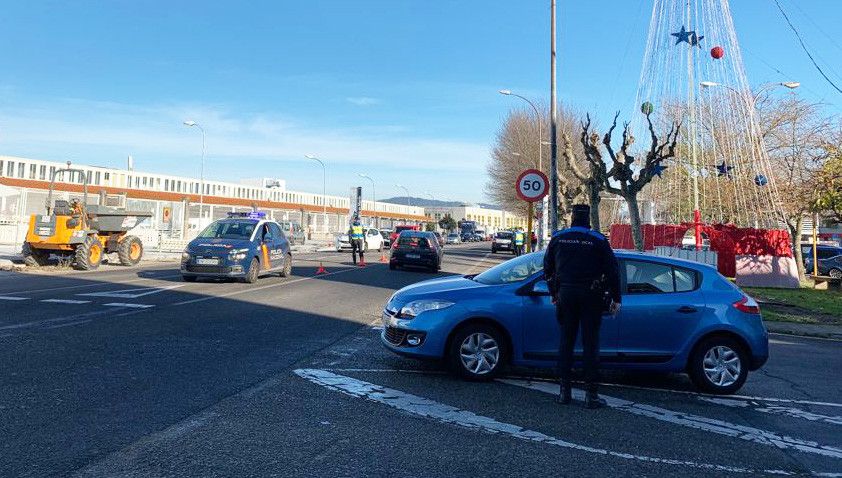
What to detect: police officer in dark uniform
<box><xmin>543</xmin><ymin>204</ymin><xmax>621</xmax><ymax>409</ymax></box>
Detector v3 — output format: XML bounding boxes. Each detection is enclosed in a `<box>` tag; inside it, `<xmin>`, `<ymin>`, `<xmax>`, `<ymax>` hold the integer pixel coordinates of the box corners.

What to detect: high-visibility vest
<box><xmin>514</xmin><ymin>232</ymin><xmax>525</xmax><ymax>245</ymax></box>
<box><xmin>351</xmin><ymin>225</ymin><xmax>364</xmax><ymax>239</ymax></box>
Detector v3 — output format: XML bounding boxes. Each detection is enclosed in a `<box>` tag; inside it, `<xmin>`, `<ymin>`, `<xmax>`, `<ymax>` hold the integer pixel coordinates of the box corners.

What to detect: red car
<box><xmin>389</xmin><ymin>225</ymin><xmax>421</xmax><ymax>245</ymax></box>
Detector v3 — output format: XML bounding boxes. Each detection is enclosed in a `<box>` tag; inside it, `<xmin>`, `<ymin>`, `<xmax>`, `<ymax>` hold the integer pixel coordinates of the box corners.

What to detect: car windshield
<box><xmin>496</xmin><ymin>232</ymin><xmax>513</xmax><ymax>239</ymax></box>
<box><xmin>395</xmin><ymin>226</ymin><xmax>416</xmax><ymax>233</ymax></box>
<box><xmin>447</xmin><ymin>234</ymin><xmax>458</xmax><ymax>238</ymax></box>
<box><xmin>197</xmin><ymin>220</ymin><xmax>256</xmax><ymax>240</ymax></box>
<box><xmin>474</xmin><ymin>252</ymin><xmax>544</xmax><ymax>285</ymax></box>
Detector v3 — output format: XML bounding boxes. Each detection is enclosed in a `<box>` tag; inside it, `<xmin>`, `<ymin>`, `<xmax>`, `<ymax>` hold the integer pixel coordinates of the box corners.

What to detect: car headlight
<box><xmin>181</xmin><ymin>250</ymin><xmax>191</xmax><ymax>262</ymax></box>
<box><xmin>400</xmin><ymin>300</ymin><xmax>454</xmax><ymax>318</ymax></box>
<box><xmin>228</xmin><ymin>248</ymin><xmax>249</xmax><ymax>261</ymax></box>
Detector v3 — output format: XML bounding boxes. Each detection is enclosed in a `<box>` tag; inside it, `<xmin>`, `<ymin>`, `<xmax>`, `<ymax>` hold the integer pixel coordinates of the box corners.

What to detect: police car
<box><xmin>181</xmin><ymin>212</ymin><xmax>292</xmax><ymax>283</ymax></box>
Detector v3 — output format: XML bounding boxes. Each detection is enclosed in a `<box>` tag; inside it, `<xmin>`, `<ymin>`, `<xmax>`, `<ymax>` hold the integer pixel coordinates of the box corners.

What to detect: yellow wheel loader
<box><xmin>23</xmin><ymin>163</ymin><xmax>152</xmax><ymax>270</ymax></box>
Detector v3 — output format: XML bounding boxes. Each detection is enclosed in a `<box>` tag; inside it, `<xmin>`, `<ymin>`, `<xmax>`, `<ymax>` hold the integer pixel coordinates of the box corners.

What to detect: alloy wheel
<box><xmin>459</xmin><ymin>332</ymin><xmax>500</xmax><ymax>375</ymax></box>
<box><xmin>702</xmin><ymin>345</ymin><xmax>741</xmax><ymax>387</ymax></box>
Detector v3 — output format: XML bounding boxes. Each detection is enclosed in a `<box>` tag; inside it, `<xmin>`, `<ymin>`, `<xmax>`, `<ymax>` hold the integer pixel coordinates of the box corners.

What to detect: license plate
<box><xmin>196</xmin><ymin>258</ymin><xmax>219</xmax><ymax>265</ymax></box>
<box><xmin>37</xmin><ymin>228</ymin><xmax>52</xmax><ymax>236</ymax></box>
<box><xmin>406</xmin><ymin>253</ymin><xmax>420</xmax><ymax>259</ymax></box>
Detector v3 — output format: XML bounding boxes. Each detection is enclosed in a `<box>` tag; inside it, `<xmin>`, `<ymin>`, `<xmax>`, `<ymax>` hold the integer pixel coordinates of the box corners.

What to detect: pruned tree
<box><xmin>438</xmin><ymin>214</ymin><xmax>457</xmax><ymax>232</ymax></box>
<box><xmin>580</xmin><ymin>111</ymin><xmax>681</xmax><ymax>250</ymax></box>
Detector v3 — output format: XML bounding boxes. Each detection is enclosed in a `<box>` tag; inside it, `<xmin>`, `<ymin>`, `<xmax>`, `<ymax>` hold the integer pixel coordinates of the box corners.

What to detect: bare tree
<box><xmin>580</xmin><ymin>111</ymin><xmax>681</xmax><ymax>250</ymax></box>
<box><xmin>486</xmin><ymin>104</ymin><xmax>586</xmax><ymax>226</ymax></box>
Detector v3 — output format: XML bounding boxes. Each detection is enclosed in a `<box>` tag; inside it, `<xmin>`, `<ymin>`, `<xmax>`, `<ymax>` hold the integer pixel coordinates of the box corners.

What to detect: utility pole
<box><xmin>549</xmin><ymin>0</ymin><xmax>559</xmax><ymax>233</ymax></box>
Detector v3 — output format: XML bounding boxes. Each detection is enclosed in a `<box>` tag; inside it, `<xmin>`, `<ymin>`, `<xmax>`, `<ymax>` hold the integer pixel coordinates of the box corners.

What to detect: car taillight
<box><xmin>733</xmin><ymin>296</ymin><xmax>760</xmax><ymax>314</ymax></box>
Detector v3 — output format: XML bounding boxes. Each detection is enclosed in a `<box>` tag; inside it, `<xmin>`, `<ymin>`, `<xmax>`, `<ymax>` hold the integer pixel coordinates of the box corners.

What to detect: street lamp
<box><xmin>395</xmin><ymin>184</ymin><xmax>411</xmax><ymax>207</ymax></box>
<box><xmin>423</xmin><ymin>191</ymin><xmax>435</xmax><ymax>201</ymax></box>
<box><xmin>305</xmin><ymin>154</ymin><xmax>327</xmax><ymax>234</ymax></box>
<box><xmin>183</xmin><ymin>120</ymin><xmax>206</xmax><ymax>226</ymax></box>
<box><xmin>358</xmin><ymin>173</ymin><xmax>376</xmax><ymax>226</ymax></box>
<box><xmin>500</xmin><ymin>89</ymin><xmax>547</xmax><ymax>249</ymax></box>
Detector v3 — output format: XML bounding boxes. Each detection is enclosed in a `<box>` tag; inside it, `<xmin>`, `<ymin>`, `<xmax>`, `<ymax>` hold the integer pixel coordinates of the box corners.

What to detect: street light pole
<box><xmin>549</xmin><ymin>0</ymin><xmax>559</xmax><ymax>234</ymax></box>
<box><xmin>499</xmin><ymin>89</ymin><xmax>547</xmax><ymax>249</ymax></box>
<box><xmin>358</xmin><ymin>173</ymin><xmax>376</xmax><ymax>227</ymax></box>
<box><xmin>305</xmin><ymin>154</ymin><xmax>327</xmax><ymax>234</ymax></box>
<box><xmin>183</xmin><ymin>120</ymin><xmax>206</xmax><ymax>227</ymax></box>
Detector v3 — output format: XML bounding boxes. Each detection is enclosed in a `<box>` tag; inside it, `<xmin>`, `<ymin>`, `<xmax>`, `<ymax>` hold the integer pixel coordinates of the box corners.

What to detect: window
<box><xmin>29</xmin><ymin>164</ymin><xmax>36</xmax><ymax>179</ymax></box>
<box><xmin>39</xmin><ymin>165</ymin><xmax>47</xmax><ymax>180</ymax></box>
<box><xmin>94</xmin><ymin>171</ymin><xmax>101</xmax><ymax>184</ymax></box>
<box><xmin>18</xmin><ymin>163</ymin><xmax>25</xmax><ymax>178</ymax></box>
<box><xmin>104</xmin><ymin>172</ymin><xmax>110</xmax><ymax>181</ymax></box>
<box><xmin>7</xmin><ymin>162</ymin><xmax>14</xmax><ymax>177</ymax></box>
<box><xmin>269</xmin><ymin>222</ymin><xmax>284</xmax><ymax>240</ymax></box>
<box><xmin>164</xmin><ymin>179</ymin><xmax>169</xmax><ymax>191</ymax></box>
<box><xmin>49</xmin><ymin>166</ymin><xmax>56</xmax><ymax>180</ymax></box>
<box><xmin>0</xmin><ymin>160</ymin><xmax>4</xmax><ymax>176</ymax></box>
<box><xmin>623</xmin><ymin>260</ymin><xmax>699</xmax><ymax>294</ymax></box>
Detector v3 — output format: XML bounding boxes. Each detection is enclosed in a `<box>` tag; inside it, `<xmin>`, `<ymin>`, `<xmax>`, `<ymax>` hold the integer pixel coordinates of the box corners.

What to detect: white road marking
<box><xmin>78</xmin><ymin>284</ymin><xmax>186</xmax><ymax>299</ymax></box>
<box><xmin>103</xmin><ymin>303</ymin><xmax>155</xmax><ymax>309</ymax></box>
<box><xmin>698</xmin><ymin>397</ymin><xmax>842</xmax><ymax>426</ymax></box>
<box><xmin>503</xmin><ymin>378</ymin><xmax>842</xmax><ymax>459</ymax></box>
<box><xmin>0</xmin><ymin>296</ymin><xmax>30</xmax><ymax>301</ymax></box>
<box><xmin>596</xmin><ymin>381</ymin><xmax>842</xmax><ymax>408</ymax></box>
<box><xmin>0</xmin><ymin>310</ymin><xmax>114</xmax><ymax>332</ymax></box>
<box><xmin>295</xmin><ymin>369</ymin><xmax>806</xmax><ymax>475</ymax></box>
<box><xmin>0</xmin><ymin>274</ymin><xmax>182</xmax><ymax>295</ymax></box>
<box><xmin>40</xmin><ymin>299</ymin><xmax>91</xmax><ymax>304</ymax></box>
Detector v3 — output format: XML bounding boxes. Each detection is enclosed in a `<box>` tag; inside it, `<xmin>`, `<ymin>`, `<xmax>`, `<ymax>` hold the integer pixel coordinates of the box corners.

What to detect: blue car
<box><xmin>381</xmin><ymin>251</ymin><xmax>769</xmax><ymax>394</ymax></box>
<box><xmin>181</xmin><ymin>212</ymin><xmax>292</xmax><ymax>283</ymax></box>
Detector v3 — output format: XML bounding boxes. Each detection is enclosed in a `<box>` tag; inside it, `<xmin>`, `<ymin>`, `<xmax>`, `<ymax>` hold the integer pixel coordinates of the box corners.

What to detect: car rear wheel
<box><xmin>74</xmin><ymin>236</ymin><xmax>103</xmax><ymax>270</ymax></box>
<box><xmin>688</xmin><ymin>336</ymin><xmax>748</xmax><ymax>394</ymax></box>
<box><xmin>22</xmin><ymin>243</ymin><xmax>50</xmax><ymax>267</ymax></box>
<box><xmin>829</xmin><ymin>268</ymin><xmax>842</xmax><ymax>279</ymax></box>
<box><xmin>448</xmin><ymin>324</ymin><xmax>508</xmax><ymax>381</ymax></box>
<box><xmin>117</xmin><ymin>235</ymin><xmax>143</xmax><ymax>266</ymax></box>
<box><xmin>243</xmin><ymin>258</ymin><xmax>259</xmax><ymax>283</ymax></box>
<box><xmin>279</xmin><ymin>253</ymin><xmax>292</xmax><ymax>277</ymax></box>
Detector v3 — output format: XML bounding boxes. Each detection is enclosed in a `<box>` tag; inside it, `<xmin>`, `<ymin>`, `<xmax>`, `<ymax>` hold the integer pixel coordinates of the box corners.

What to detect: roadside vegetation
<box><xmin>746</xmin><ymin>287</ymin><xmax>842</xmax><ymax>325</ymax></box>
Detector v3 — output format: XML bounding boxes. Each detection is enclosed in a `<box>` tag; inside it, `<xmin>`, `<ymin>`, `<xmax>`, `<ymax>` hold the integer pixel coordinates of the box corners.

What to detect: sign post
<box><xmin>515</xmin><ymin>169</ymin><xmax>549</xmax><ymax>253</ymax></box>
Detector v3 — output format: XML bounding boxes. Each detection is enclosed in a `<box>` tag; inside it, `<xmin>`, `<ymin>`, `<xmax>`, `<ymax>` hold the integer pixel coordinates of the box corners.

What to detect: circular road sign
<box><xmin>515</xmin><ymin>169</ymin><xmax>549</xmax><ymax>203</ymax></box>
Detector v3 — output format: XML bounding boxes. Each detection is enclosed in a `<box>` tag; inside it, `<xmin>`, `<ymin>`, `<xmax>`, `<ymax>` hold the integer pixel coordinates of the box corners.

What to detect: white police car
<box><xmin>181</xmin><ymin>212</ymin><xmax>292</xmax><ymax>283</ymax></box>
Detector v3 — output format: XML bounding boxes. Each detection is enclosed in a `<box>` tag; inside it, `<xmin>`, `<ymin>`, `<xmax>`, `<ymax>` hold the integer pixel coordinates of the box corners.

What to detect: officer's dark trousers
<box><xmin>351</xmin><ymin>239</ymin><xmax>364</xmax><ymax>264</ymax></box>
<box><xmin>555</xmin><ymin>287</ymin><xmax>603</xmax><ymax>389</ymax></box>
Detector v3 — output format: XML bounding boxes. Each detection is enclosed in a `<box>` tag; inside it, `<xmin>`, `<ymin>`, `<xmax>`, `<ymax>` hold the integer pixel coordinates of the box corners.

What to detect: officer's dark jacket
<box><xmin>543</xmin><ymin>226</ymin><xmax>621</xmax><ymax>303</ymax></box>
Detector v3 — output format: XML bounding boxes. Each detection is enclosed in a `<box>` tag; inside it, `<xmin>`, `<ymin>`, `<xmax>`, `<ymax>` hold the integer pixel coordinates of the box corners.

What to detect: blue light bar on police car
<box><xmin>227</xmin><ymin>211</ymin><xmax>266</xmax><ymax>219</ymax></box>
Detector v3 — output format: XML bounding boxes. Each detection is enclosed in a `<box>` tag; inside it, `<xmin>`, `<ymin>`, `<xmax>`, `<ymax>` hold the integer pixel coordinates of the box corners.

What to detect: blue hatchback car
<box><xmin>381</xmin><ymin>251</ymin><xmax>769</xmax><ymax>394</ymax></box>
<box><xmin>181</xmin><ymin>212</ymin><xmax>292</xmax><ymax>283</ymax></box>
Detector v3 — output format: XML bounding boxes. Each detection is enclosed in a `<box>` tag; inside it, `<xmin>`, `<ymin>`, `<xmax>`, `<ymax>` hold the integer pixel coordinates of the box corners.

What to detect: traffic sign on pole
<box><xmin>515</xmin><ymin>169</ymin><xmax>549</xmax><ymax>203</ymax></box>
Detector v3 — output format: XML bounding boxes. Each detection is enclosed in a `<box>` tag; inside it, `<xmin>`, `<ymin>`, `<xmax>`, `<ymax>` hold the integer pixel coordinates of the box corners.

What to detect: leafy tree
<box><xmin>814</xmin><ymin>151</ymin><xmax>842</xmax><ymax>224</ymax></box>
<box><xmin>424</xmin><ymin>222</ymin><xmax>437</xmax><ymax>232</ymax></box>
<box><xmin>438</xmin><ymin>214</ymin><xmax>457</xmax><ymax>232</ymax></box>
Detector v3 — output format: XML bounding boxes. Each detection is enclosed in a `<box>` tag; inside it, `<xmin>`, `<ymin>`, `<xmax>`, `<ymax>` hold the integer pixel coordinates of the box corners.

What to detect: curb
<box><xmin>764</xmin><ymin>321</ymin><xmax>842</xmax><ymax>340</ymax></box>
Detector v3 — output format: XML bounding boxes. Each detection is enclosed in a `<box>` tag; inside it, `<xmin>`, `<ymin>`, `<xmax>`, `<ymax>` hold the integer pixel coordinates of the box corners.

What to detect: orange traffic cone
<box><xmin>379</xmin><ymin>252</ymin><xmax>388</xmax><ymax>263</ymax></box>
<box><xmin>316</xmin><ymin>262</ymin><xmax>327</xmax><ymax>274</ymax></box>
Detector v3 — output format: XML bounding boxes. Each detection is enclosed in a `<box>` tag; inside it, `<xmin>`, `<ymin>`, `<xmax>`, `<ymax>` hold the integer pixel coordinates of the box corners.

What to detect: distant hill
<box><xmin>380</xmin><ymin>197</ymin><xmax>501</xmax><ymax>210</ymax></box>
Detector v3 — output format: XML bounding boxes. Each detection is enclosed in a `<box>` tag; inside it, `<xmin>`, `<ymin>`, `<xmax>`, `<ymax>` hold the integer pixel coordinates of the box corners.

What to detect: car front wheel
<box><xmin>688</xmin><ymin>336</ymin><xmax>748</xmax><ymax>394</ymax></box>
<box><xmin>829</xmin><ymin>268</ymin><xmax>842</xmax><ymax>279</ymax></box>
<box><xmin>448</xmin><ymin>324</ymin><xmax>508</xmax><ymax>381</ymax></box>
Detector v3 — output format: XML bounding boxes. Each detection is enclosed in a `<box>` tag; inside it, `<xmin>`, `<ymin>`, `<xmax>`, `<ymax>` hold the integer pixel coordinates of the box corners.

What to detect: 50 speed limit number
<box><xmin>515</xmin><ymin>169</ymin><xmax>549</xmax><ymax>202</ymax></box>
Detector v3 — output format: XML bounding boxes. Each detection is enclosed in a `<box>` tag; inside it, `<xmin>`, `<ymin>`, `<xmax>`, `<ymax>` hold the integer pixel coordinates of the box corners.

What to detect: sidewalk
<box><xmin>764</xmin><ymin>320</ymin><xmax>842</xmax><ymax>340</ymax></box>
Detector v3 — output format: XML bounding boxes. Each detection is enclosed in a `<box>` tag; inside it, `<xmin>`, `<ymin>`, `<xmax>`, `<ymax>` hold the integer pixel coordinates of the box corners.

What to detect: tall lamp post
<box><xmin>183</xmin><ymin>120</ymin><xmax>206</xmax><ymax>226</ymax></box>
<box><xmin>499</xmin><ymin>89</ymin><xmax>547</xmax><ymax>249</ymax></box>
<box><xmin>358</xmin><ymin>173</ymin><xmax>376</xmax><ymax>227</ymax></box>
<box><xmin>305</xmin><ymin>154</ymin><xmax>327</xmax><ymax>234</ymax></box>
<box><xmin>395</xmin><ymin>184</ymin><xmax>411</xmax><ymax>206</ymax></box>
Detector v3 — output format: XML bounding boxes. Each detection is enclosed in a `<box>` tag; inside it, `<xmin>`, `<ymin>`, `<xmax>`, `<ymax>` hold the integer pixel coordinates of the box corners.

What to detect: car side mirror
<box><xmin>532</xmin><ymin>280</ymin><xmax>550</xmax><ymax>296</ymax></box>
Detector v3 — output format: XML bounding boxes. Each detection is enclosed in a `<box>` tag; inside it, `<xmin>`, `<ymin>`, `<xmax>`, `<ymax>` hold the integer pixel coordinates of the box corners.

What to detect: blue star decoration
<box><xmin>672</xmin><ymin>26</ymin><xmax>704</xmax><ymax>48</ymax></box>
<box><xmin>716</xmin><ymin>161</ymin><xmax>734</xmax><ymax>178</ymax></box>
<box><xmin>651</xmin><ymin>163</ymin><xmax>667</xmax><ymax>178</ymax></box>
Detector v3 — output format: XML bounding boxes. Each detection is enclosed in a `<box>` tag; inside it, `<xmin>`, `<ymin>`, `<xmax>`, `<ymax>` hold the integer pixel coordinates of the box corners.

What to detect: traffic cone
<box><xmin>316</xmin><ymin>262</ymin><xmax>327</xmax><ymax>274</ymax></box>
<box><xmin>379</xmin><ymin>252</ymin><xmax>388</xmax><ymax>263</ymax></box>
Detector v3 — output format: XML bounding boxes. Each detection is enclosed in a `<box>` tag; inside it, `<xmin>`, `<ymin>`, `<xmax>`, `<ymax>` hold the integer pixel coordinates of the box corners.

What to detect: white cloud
<box><xmin>345</xmin><ymin>96</ymin><xmax>381</xmax><ymax>106</ymax></box>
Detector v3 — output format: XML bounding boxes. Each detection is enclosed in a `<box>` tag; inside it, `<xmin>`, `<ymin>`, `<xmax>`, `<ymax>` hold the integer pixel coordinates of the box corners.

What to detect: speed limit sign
<box><xmin>515</xmin><ymin>169</ymin><xmax>549</xmax><ymax>203</ymax></box>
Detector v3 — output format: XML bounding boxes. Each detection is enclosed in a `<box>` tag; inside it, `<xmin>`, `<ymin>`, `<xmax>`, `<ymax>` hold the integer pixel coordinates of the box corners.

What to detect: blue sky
<box><xmin>1</xmin><ymin>0</ymin><xmax>840</xmax><ymax>203</ymax></box>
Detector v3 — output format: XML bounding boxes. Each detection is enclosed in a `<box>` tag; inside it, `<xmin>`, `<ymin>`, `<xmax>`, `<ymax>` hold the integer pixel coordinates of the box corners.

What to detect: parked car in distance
<box><xmin>335</xmin><ymin>226</ymin><xmax>384</xmax><ymax>252</ymax></box>
<box><xmin>801</xmin><ymin>244</ymin><xmax>842</xmax><ymax>274</ymax></box>
<box><xmin>431</xmin><ymin>231</ymin><xmax>445</xmax><ymax>248</ymax></box>
<box><xmin>277</xmin><ymin>220</ymin><xmax>306</xmax><ymax>245</ymax></box>
<box><xmin>380</xmin><ymin>229</ymin><xmax>393</xmax><ymax>247</ymax></box>
<box><xmin>380</xmin><ymin>250</ymin><xmax>769</xmax><ymax>395</ymax></box>
<box><xmin>389</xmin><ymin>231</ymin><xmax>443</xmax><ymax>272</ymax></box>
<box><xmin>491</xmin><ymin>231</ymin><xmax>514</xmax><ymax>253</ymax></box>
<box><xmin>816</xmin><ymin>255</ymin><xmax>842</xmax><ymax>279</ymax></box>
<box><xmin>471</xmin><ymin>233</ymin><xmax>485</xmax><ymax>242</ymax></box>
<box><xmin>446</xmin><ymin>233</ymin><xmax>461</xmax><ymax>244</ymax></box>
<box><xmin>390</xmin><ymin>224</ymin><xmax>421</xmax><ymax>245</ymax></box>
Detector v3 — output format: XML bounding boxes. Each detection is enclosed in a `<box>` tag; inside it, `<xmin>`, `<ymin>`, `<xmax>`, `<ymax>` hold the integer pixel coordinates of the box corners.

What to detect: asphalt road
<box><xmin>0</xmin><ymin>244</ymin><xmax>839</xmax><ymax>477</ymax></box>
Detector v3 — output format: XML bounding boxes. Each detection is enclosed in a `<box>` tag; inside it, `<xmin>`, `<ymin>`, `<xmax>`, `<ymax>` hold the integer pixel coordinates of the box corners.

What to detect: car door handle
<box><xmin>676</xmin><ymin>306</ymin><xmax>697</xmax><ymax>314</ymax></box>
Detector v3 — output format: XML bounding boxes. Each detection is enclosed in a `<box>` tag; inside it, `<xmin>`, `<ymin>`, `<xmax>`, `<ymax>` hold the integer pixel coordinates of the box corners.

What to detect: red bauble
<box><xmin>711</xmin><ymin>46</ymin><xmax>724</xmax><ymax>59</ymax></box>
